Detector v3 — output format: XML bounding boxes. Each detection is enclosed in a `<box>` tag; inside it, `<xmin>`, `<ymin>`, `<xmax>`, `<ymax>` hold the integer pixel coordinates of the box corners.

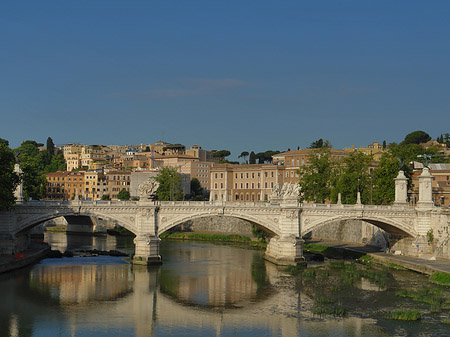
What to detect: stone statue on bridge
<box><xmin>138</xmin><ymin>178</ymin><xmax>160</xmax><ymax>201</ymax></box>
<box><xmin>271</xmin><ymin>182</ymin><xmax>300</xmax><ymax>200</ymax></box>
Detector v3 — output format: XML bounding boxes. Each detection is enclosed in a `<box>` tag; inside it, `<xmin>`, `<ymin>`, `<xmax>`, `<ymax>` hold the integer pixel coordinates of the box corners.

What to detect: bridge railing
<box><xmin>301</xmin><ymin>203</ymin><xmax>414</xmax><ymax>211</ymax></box>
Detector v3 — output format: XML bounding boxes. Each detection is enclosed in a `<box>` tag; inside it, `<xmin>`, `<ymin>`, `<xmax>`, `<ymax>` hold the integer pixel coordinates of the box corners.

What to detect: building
<box><xmin>45</xmin><ymin>171</ymin><xmax>85</xmax><ymax>200</ymax></box>
<box><xmin>343</xmin><ymin>142</ymin><xmax>387</xmax><ymax>161</ymax></box>
<box><xmin>410</xmin><ymin>163</ymin><xmax>450</xmax><ymax>207</ymax></box>
<box><xmin>209</xmin><ymin>163</ymin><xmax>287</xmax><ymax>202</ymax></box>
<box><xmin>105</xmin><ymin>171</ymin><xmax>131</xmax><ymax>200</ymax></box>
<box><xmin>273</xmin><ymin>148</ymin><xmax>350</xmax><ymax>184</ymax></box>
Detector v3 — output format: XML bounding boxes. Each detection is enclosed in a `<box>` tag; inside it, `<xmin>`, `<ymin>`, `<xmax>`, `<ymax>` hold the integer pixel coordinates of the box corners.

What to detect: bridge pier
<box><xmin>265</xmin><ymin>235</ymin><xmax>306</xmax><ymax>266</ymax></box>
<box><xmin>133</xmin><ymin>235</ymin><xmax>162</xmax><ymax>265</ymax></box>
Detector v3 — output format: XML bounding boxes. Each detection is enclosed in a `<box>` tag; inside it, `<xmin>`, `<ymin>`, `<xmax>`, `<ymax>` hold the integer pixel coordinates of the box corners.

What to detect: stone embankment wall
<box><xmin>173</xmin><ymin>216</ymin><xmax>254</xmax><ymax>237</ymax></box>
<box><xmin>305</xmin><ymin>220</ymin><xmax>389</xmax><ymax>249</ymax></box>
<box><xmin>431</xmin><ymin>211</ymin><xmax>450</xmax><ymax>259</ymax></box>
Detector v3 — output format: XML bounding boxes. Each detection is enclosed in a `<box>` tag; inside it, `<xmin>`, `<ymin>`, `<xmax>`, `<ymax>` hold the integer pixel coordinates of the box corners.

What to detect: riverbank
<box><xmin>0</xmin><ymin>243</ymin><xmax>50</xmax><ymax>274</ymax></box>
<box><xmin>306</xmin><ymin>240</ymin><xmax>450</xmax><ymax>285</ymax></box>
<box><xmin>160</xmin><ymin>232</ymin><xmax>267</xmax><ymax>248</ymax></box>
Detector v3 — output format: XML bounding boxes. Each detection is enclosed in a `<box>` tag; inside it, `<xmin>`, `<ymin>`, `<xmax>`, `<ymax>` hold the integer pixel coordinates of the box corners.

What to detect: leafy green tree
<box><xmin>46</xmin><ymin>137</ymin><xmax>55</xmax><ymax>156</ymax></box>
<box><xmin>371</xmin><ymin>152</ymin><xmax>399</xmax><ymax>204</ymax></box>
<box><xmin>299</xmin><ymin>148</ymin><xmax>336</xmax><ymax>203</ymax></box>
<box><xmin>255</xmin><ymin>150</ymin><xmax>280</xmax><ymax>163</ymax></box>
<box><xmin>155</xmin><ymin>167</ymin><xmax>184</xmax><ymax>201</ymax></box>
<box><xmin>249</xmin><ymin>151</ymin><xmax>256</xmax><ymax>164</ymax></box>
<box><xmin>190</xmin><ymin>178</ymin><xmax>205</xmax><ymax>200</ymax></box>
<box><xmin>403</xmin><ymin>130</ymin><xmax>431</xmax><ymax>145</ymax></box>
<box><xmin>238</xmin><ymin>151</ymin><xmax>249</xmax><ymax>164</ymax></box>
<box><xmin>332</xmin><ymin>152</ymin><xmax>372</xmax><ymax>204</ymax></box>
<box><xmin>117</xmin><ymin>189</ymin><xmax>130</xmax><ymax>201</ymax></box>
<box><xmin>15</xmin><ymin>141</ymin><xmax>47</xmax><ymax>200</ymax></box>
<box><xmin>101</xmin><ymin>194</ymin><xmax>111</xmax><ymax>200</ymax></box>
<box><xmin>0</xmin><ymin>139</ymin><xmax>20</xmax><ymax>210</ymax></box>
<box><xmin>212</xmin><ymin>150</ymin><xmax>231</xmax><ymax>162</ymax></box>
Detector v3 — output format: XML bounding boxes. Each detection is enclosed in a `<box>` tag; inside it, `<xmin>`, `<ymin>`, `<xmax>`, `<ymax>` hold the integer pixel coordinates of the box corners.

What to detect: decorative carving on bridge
<box><xmin>138</xmin><ymin>178</ymin><xmax>159</xmax><ymax>200</ymax></box>
<box><xmin>271</xmin><ymin>182</ymin><xmax>300</xmax><ymax>200</ymax></box>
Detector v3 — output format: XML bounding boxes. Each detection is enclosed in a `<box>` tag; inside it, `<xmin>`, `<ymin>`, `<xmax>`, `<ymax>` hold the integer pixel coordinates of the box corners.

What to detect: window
<box><xmin>221</xmin><ymin>173</ymin><xmax>223</xmax><ymax>179</ymax></box>
<box><xmin>235</xmin><ymin>183</ymin><xmax>237</xmax><ymax>189</ymax></box>
<box><xmin>251</xmin><ymin>183</ymin><xmax>254</xmax><ymax>189</ymax></box>
<box><xmin>246</xmin><ymin>183</ymin><xmax>249</xmax><ymax>188</ymax></box>
<box><xmin>246</xmin><ymin>173</ymin><xmax>249</xmax><ymax>178</ymax></box>
<box><xmin>264</xmin><ymin>172</ymin><xmax>267</xmax><ymax>178</ymax></box>
<box><xmin>252</xmin><ymin>173</ymin><xmax>254</xmax><ymax>178</ymax></box>
<box><xmin>271</xmin><ymin>172</ymin><xmax>274</xmax><ymax>177</ymax></box>
<box><xmin>220</xmin><ymin>183</ymin><xmax>223</xmax><ymax>188</ymax></box>
<box><xmin>215</xmin><ymin>173</ymin><xmax>217</xmax><ymax>179</ymax></box>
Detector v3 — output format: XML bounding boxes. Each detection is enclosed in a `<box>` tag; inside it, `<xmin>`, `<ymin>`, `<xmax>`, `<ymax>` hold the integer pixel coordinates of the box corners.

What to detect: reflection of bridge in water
<box><xmin>1</xmin><ymin>168</ymin><xmax>449</xmax><ymax>262</ymax></box>
<box><xmin>2</xmin><ymin>249</ymin><xmax>376</xmax><ymax>337</ymax></box>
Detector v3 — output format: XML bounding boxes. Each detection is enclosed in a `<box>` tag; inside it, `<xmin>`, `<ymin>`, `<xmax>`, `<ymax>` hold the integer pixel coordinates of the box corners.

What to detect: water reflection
<box><xmin>3</xmin><ymin>233</ymin><xmax>449</xmax><ymax>336</ymax></box>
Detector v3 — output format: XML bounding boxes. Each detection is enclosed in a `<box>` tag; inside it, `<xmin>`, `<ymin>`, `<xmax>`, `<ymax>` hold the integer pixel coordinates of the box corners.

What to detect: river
<box><xmin>1</xmin><ymin>232</ymin><xmax>449</xmax><ymax>337</ymax></box>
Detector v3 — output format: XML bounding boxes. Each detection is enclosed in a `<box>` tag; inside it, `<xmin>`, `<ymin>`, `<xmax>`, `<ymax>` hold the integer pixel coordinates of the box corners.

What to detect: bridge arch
<box><xmin>302</xmin><ymin>215</ymin><xmax>417</xmax><ymax>238</ymax></box>
<box><xmin>158</xmin><ymin>212</ymin><xmax>280</xmax><ymax>237</ymax></box>
<box><xmin>14</xmin><ymin>209</ymin><xmax>138</xmax><ymax>237</ymax></box>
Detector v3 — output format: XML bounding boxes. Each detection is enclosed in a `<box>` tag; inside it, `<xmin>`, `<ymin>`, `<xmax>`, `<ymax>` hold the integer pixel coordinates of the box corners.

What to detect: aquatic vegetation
<box><xmin>430</xmin><ymin>272</ymin><xmax>450</xmax><ymax>286</ymax></box>
<box><xmin>318</xmin><ymin>270</ymin><xmax>329</xmax><ymax>278</ymax></box>
<box><xmin>443</xmin><ymin>319</ymin><xmax>450</xmax><ymax>324</ymax></box>
<box><xmin>303</xmin><ymin>244</ymin><xmax>329</xmax><ymax>252</ymax></box>
<box><xmin>302</xmin><ymin>269</ymin><xmax>316</xmax><ymax>278</ymax></box>
<box><xmin>285</xmin><ymin>265</ymin><xmax>302</xmax><ymax>276</ymax></box>
<box><xmin>388</xmin><ymin>310</ymin><xmax>421</xmax><ymax>321</ymax></box>
<box><xmin>359</xmin><ymin>255</ymin><xmax>374</xmax><ymax>262</ymax></box>
<box><xmin>395</xmin><ymin>286</ymin><xmax>446</xmax><ymax>312</ymax></box>
<box><xmin>313</xmin><ymin>304</ymin><xmax>347</xmax><ymax>317</ymax></box>
<box><xmin>329</xmin><ymin>261</ymin><xmax>345</xmax><ymax>268</ymax></box>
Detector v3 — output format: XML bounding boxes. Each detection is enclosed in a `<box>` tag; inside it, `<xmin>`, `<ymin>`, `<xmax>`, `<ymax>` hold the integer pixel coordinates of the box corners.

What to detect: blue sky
<box><xmin>1</xmin><ymin>1</ymin><xmax>449</xmax><ymax>158</ymax></box>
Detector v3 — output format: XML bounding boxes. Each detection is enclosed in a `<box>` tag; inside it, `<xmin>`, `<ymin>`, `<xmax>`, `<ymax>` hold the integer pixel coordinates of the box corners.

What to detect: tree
<box><xmin>403</xmin><ymin>130</ymin><xmax>431</xmax><ymax>145</ymax></box>
<box><xmin>238</xmin><ymin>151</ymin><xmax>249</xmax><ymax>164</ymax></box>
<box><xmin>155</xmin><ymin>167</ymin><xmax>184</xmax><ymax>201</ymax></box>
<box><xmin>101</xmin><ymin>194</ymin><xmax>111</xmax><ymax>200</ymax></box>
<box><xmin>299</xmin><ymin>148</ymin><xmax>336</xmax><ymax>203</ymax></box>
<box><xmin>382</xmin><ymin>140</ymin><xmax>387</xmax><ymax>150</ymax></box>
<box><xmin>15</xmin><ymin>141</ymin><xmax>47</xmax><ymax>200</ymax></box>
<box><xmin>0</xmin><ymin>139</ymin><xmax>20</xmax><ymax>210</ymax></box>
<box><xmin>309</xmin><ymin>138</ymin><xmax>324</xmax><ymax>148</ymax></box>
<box><xmin>46</xmin><ymin>137</ymin><xmax>55</xmax><ymax>156</ymax></box>
<box><xmin>371</xmin><ymin>152</ymin><xmax>399</xmax><ymax>204</ymax></box>
<box><xmin>249</xmin><ymin>151</ymin><xmax>256</xmax><ymax>164</ymax></box>
<box><xmin>212</xmin><ymin>150</ymin><xmax>231</xmax><ymax>162</ymax></box>
<box><xmin>190</xmin><ymin>178</ymin><xmax>205</xmax><ymax>200</ymax></box>
<box><xmin>255</xmin><ymin>150</ymin><xmax>280</xmax><ymax>164</ymax></box>
<box><xmin>117</xmin><ymin>189</ymin><xmax>130</xmax><ymax>201</ymax></box>
<box><xmin>332</xmin><ymin>152</ymin><xmax>372</xmax><ymax>204</ymax></box>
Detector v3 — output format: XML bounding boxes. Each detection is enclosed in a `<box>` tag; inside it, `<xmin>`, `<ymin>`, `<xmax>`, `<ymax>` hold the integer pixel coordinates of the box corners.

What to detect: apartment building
<box><xmin>410</xmin><ymin>163</ymin><xmax>450</xmax><ymax>207</ymax></box>
<box><xmin>45</xmin><ymin>171</ymin><xmax>85</xmax><ymax>200</ymax></box>
<box><xmin>273</xmin><ymin>148</ymin><xmax>349</xmax><ymax>184</ymax></box>
<box><xmin>209</xmin><ymin>164</ymin><xmax>287</xmax><ymax>202</ymax></box>
<box><xmin>105</xmin><ymin>171</ymin><xmax>131</xmax><ymax>200</ymax></box>
<box><xmin>84</xmin><ymin>171</ymin><xmax>107</xmax><ymax>200</ymax></box>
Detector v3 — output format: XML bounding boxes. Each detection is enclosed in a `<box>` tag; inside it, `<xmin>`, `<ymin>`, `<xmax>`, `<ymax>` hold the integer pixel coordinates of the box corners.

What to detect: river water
<box><xmin>1</xmin><ymin>232</ymin><xmax>450</xmax><ymax>337</ymax></box>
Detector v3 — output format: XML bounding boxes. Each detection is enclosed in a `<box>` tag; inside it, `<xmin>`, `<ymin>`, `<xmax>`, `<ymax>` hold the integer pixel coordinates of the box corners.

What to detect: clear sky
<box><xmin>1</xmin><ymin>1</ymin><xmax>449</xmax><ymax>158</ymax></box>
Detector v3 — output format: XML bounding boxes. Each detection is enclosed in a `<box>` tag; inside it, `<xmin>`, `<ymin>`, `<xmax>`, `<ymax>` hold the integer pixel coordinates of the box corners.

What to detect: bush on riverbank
<box><xmin>430</xmin><ymin>272</ymin><xmax>450</xmax><ymax>286</ymax></box>
<box><xmin>388</xmin><ymin>310</ymin><xmax>421</xmax><ymax>321</ymax></box>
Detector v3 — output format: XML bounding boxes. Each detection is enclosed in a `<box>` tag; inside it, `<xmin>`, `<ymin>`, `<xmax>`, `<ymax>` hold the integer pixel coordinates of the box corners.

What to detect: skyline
<box><xmin>1</xmin><ymin>1</ymin><xmax>449</xmax><ymax>158</ymax></box>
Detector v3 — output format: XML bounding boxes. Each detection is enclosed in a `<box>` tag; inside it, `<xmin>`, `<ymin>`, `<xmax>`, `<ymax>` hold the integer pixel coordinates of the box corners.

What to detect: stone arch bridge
<box><xmin>1</xmin><ymin>168</ymin><xmax>447</xmax><ymax>265</ymax></box>
<box><xmin>0</xmin><ymin>198</ymin><xmax>438</xmax><ymax>266</ymax></box>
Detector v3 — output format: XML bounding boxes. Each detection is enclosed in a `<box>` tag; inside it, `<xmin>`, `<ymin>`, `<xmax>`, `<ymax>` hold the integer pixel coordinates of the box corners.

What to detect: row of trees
<box><xmin>0</xmin><ymin>137</ymin><xmax>66</xmax><ymax>209</ymax></box>
<box><xmin>299</xmin><ymin>131</ymin><xmax>447</xmax><ymax>205</ymax></box>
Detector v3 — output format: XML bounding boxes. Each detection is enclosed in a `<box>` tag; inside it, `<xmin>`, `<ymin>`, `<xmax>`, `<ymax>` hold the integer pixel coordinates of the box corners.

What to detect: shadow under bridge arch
<box><xmin>157</xmin><ymin>213</ymin><xmax>280</xmax><ymax>238</ymax></box>
<box><xmin>301</xmin><ymin>215</ymin><xmax>416</xmax><ymax>239</ymax></box>
<box><xmin>14</xmin><ymin>208</ymin><xmax>138</xmax><ymax>237</ymax></box>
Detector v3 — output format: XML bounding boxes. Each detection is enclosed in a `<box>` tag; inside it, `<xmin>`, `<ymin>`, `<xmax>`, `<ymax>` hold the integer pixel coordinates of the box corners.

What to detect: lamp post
<box><xmin>370</xmin><ymin>173</ymin><xmax>373</xmax><ymax>205</ymax></box>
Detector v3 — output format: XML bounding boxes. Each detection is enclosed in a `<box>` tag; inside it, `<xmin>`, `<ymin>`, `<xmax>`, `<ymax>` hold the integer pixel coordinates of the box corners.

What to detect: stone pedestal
<box><xmin>133</xmin><ymin>235</ymin><xmax>162</xmax><ymax>265</ymax></box>
<box><xmin>417</xmin><ymin>167</ymin><xmax>433</xmax><ymax>210</ymax></box>
<box><xmin>265</xmin><ymin>235</ymin><xmax>306</xmax><ymax>266</ymax></box>
<box><xmin>14</xmin><ymin>164</ymin><xmax>24</xmax><ymax>202</ymax></box>
<box><xmin>394</xmin><ymin>170</ymin><xmax>408</xmax><ymax>205</ymax></box>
